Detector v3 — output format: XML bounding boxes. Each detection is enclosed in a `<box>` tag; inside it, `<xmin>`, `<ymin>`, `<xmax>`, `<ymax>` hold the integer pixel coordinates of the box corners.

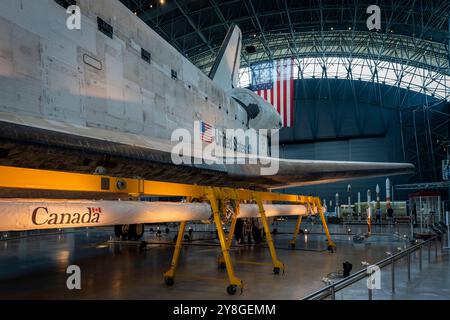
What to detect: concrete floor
<box><xmin>0</xmin><ymin>221</ymin><xmax>448</xmax><ymax>300</ymax></box>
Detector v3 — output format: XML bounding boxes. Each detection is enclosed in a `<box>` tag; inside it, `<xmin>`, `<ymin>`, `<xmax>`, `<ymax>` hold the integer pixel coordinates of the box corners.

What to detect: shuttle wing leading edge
<box><xmin>0</xmin><ymin>118</ymin><xmax>414</xmax><ymax>193</ymax></box>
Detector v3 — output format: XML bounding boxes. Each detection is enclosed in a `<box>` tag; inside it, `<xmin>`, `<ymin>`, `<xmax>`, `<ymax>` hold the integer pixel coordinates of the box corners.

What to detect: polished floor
<box><xmin>0</xmin><ymin>221</ymin><xmax>448</xmax><ymax>300</ymax></box>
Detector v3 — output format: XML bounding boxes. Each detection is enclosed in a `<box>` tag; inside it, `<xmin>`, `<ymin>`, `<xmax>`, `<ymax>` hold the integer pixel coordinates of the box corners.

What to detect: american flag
<box><xmin>90</xmin><ymin>208</ymin><xmax>102</xmax><ymax>213</ymax></box>
<box><xmin>200</xmin><ymin>120</ymin><xmax>213</xmax><ymax>143</ymax></box>
<box><xmin>254</xmin><ymin>58</ymin><xmax>295</xmax><ymax>127</ymax></box>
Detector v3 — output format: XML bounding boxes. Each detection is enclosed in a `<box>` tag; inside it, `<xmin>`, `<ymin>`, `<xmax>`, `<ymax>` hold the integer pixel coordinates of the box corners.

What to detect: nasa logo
<box><xmin>31</xmin><ymin>207</ymin><xmax>101</xmax><ymax>226</ymax></box>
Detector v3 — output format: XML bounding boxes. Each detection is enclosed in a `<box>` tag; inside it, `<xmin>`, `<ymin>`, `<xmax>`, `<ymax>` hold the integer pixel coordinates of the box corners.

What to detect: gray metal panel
<box><xmin>349</xmin><ymin>138</ymin><xmax>389</xmax><ymax>162</ymax></box>
<box><xmin>315</xmin><ymin>141</ymin><xmax>349</xmax><ymax>161</ymax></box>
<box><xmin>281</xmin><ymin>144</ymin><xmax>315</xmax><ymax>160</ymax></box>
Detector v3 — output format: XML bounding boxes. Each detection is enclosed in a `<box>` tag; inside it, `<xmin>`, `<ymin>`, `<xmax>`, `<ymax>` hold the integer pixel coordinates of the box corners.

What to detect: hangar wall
<box><xmin>278</xmin><ymin>78</ymin><xmax>440</xmax><ymax>203</ymax></box>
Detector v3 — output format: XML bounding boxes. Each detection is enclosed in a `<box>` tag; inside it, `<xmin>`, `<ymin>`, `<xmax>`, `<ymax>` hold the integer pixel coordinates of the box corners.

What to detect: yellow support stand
<box><xmin>254</xmin><ymin>194</ymin><xmax>284</xmax><ymax>274</ymax></box>
<box><xmin>227</xmin><ymin>202</ymin><xmax>239</xmax><ymax>248</ymax></box>
<box><xmin>289</xmin><ymin>216</ymin><xmax>303</xmax><ymax>249</ymax></box>
<box><xmin>163</xmin><ymin>221</ymin><xmax>187</xmax><ymax>286</ymax></box>
<box><xmin>314</xmin><ymin>199</ymin><xmax>336</xmax><ymax>252</ymax></box>
<box><xmin>0</xmin><ymin>165</ymin><xmax>337</xmax><ymax>293</ymax></box>
<box><xmin>207</xmin><ymin>189</ymin><xmax>243</xmax><ymax>295</ymax></box>
<box><xmin>218</xmin><ymin>201</ymin><xmax>239</xmax><ymax>269</ymax></box>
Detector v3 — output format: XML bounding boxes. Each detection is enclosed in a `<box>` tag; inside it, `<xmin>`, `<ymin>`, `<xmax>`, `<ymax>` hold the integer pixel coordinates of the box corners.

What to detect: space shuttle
<box><xmin>0</xmin><ymin>0</ymin><xmax>413</xmax><ymax>232</ymax></box>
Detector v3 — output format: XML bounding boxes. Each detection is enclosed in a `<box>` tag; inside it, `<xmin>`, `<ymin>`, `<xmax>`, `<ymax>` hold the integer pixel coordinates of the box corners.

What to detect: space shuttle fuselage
<box><xmin>1</xmin><ymin>0</ymin><xmax>280</xmax><ymax>134</ymax></box>
<box><xmin>0</xmin><ymin>0</ymin><xmax>285</xmax><ymax>188</ymax></box>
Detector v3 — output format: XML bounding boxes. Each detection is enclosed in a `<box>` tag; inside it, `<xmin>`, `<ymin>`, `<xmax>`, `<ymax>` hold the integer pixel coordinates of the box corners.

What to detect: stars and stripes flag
<box><xmin>200</xmin><ymin>120</ymin><xmax>213</xmax><ymax>143</ymax></box>
<box><xmin>254</xmin><ymin>58</ymin><xmax>295</xmax><ymax>127</ymax></box>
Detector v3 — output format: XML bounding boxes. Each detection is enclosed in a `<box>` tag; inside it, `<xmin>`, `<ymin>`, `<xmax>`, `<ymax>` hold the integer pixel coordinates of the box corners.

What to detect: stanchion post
<box><xmin>391</xmin><ymin>258</ymin><xmax>395</xmax><ymax>294</ymax></box>
<box><xmin>435</xmin><ymin>239</ymin><xmax>438</xmax><ymax>260</ymax></box>
<box><xmin>419</xmin><ymin>246</ymin><xmax>422</xmax><ymax>271</ymax></box>
<box><xmin>428</xmin><ymin>241</ymin><xmax>431</xmax><ymax>263</ymax></box>
<box><xmin>407</xmin><ymin>250</ymin><xmax>411</xmax><ymax>281</ymax></box>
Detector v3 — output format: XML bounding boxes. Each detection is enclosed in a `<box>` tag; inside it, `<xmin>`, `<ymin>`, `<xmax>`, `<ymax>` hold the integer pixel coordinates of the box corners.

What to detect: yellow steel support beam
<box><xmin>254</xmin><ymin>193</ymin><xmax>284</xmax><ymax>274</ymax></box>
<box><xmin>0</xmin><ymin>166</ymin><xmax>317</xmax><ymax>203</ymax></box>
<box><xmin>289</xmin><ymin>216</ymin><xmax>303</xmax><ymax>249</ymax></box>
<box><xmin>0</xmin><ymin>165</ymin><xmax>138</xmax><ymax>194</ymax></box>
<box><xmin>314</xmin><ymin>198</ymin><xmax>336</xmax><ymax>251</ymax></box>
<box><xmin>163</xmin><ymin>221</ymin><xmax>187</xmax><ymax>286</ymax></box>
<box><xmin>289</xmin><ymin>200</ymin><xmax>312</xmax><ymax>248</ymax></box>
<box><xmin>227</xmin><ymin>202</ymin><xmax>239</xmax><ymax>249</ymax></box>
<box><xmin>206</xmin><ymin>189</ymin><xmax>243</xmax><ymax>294</ymax></box>
<box><xmin>218</xmin><ymin>201</ymin><xmax>239</xmax><ymax>269</ymax></box>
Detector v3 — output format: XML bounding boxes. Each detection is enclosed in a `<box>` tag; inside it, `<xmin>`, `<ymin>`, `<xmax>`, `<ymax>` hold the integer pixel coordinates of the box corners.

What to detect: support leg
<box><xmin>208</xmin><ymin>192</ymin><xmax>243</xmax><ymax>294</ymax></box>
<box><xmin>227</xmin><ymin>202</ymin><xmax>239</xmax><ymax>248</ymax></box>
<box><xmin>316</xmin><ymin>199</ymin><xmax>336</xmax><ymax>252</ymax></box>
<box><xmin>289</xmin><ymin>216</ymin><xmax>303</xmax><ymax>249</ymax></box>
<box><xmin>255</xmin><ymin>195</ymin><xmax>284</xmax><ymax>274</ymax></box>
<box><xmin>163</xmin><ymin>221</ymin><xmax>186</xmax><ymax>286</ymax></box>
<box><xmin>218</xmin><ymin>202</ymin><xmax>239</xmax><ymax>269</ymax></box>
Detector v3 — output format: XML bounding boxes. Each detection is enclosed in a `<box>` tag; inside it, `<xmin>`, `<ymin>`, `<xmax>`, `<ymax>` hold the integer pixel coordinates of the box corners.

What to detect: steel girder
<box><xmin>119</xmin><ymin>0</ymin><xmax>449</xmax><ymax>75</ymax></box>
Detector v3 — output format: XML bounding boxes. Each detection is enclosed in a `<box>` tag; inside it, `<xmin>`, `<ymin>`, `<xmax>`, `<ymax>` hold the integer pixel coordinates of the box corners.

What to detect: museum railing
<box><xmin>302</xmin><ymin>236</ymin><xmax>439</xmax><ymax>300</ymax></box>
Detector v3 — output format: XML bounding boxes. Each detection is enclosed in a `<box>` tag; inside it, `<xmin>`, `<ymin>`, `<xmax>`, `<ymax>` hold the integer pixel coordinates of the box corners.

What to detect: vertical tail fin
<box><xmin>209</xmin><ymin>24</ymin><xmax>242</xmax><ymax>90</ymax></box>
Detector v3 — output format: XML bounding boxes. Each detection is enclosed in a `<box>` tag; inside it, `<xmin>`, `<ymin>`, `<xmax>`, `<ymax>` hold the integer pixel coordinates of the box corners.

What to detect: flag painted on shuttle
<box><xmin>255</xmin><ymin>58</ymin><xmax>295</xmax><ymax>127</ymax></box>
<box><xmin>200</xmin><ymin>121</ymin><xmax>213</xmax><ymax>143</ymax></box>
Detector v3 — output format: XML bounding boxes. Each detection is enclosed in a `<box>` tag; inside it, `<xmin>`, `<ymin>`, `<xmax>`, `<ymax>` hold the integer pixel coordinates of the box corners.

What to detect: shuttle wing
<box><xmin>0</xmin><ymin>116</ymin><xmax>414</xmax><ymax>194</ymax></box>
<box><xmin>226</xmin><ymin>158</ymin><xmax>414</xmax><ymax>189</ymax></box>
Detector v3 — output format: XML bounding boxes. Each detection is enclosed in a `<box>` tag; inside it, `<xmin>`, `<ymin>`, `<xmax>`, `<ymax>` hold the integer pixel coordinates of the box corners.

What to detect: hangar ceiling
<box><xmin>120</xmin><ymin>0</ymin><xmax>450</xmax><ymax>75</ymax></box>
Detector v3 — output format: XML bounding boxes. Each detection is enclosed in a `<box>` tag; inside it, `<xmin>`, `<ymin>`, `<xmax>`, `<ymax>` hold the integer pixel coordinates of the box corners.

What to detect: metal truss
<box><xmin>396</xmin><ymin>181</ymin><xmax>450</xmax><ymax>190</ymax></box>
<box><xmin>399</xmin><ymin>99</ymin><xmax>450</xmax><ymax>183</ymax></box>
<box><xmin>120</xmin><ymin>0</ymin><xmax>450</xmax><ymax>73</ymax></box>
<box><xmin>199</xmin><ymin>31</ymin><xmax>449</xmax><ymax>77</ymax></box>
<box><xmin>240</xmin><ymin>55</ymin><xmax>450</xmax><ymax>99</ymax></box>
<box><xmin>120</xmin><ymin>1</ymin><xmax>450</xmax><ymax>99</ymax></box>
